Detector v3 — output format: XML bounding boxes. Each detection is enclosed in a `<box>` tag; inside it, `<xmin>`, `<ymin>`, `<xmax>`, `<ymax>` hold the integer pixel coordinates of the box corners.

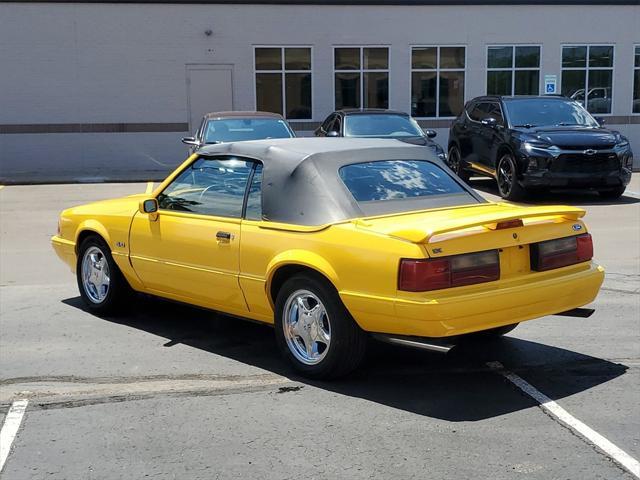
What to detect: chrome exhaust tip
<box><xmin>371</xmin><ymin>334</ymin><xmax>455</xmax><ymax>353</ymax></box>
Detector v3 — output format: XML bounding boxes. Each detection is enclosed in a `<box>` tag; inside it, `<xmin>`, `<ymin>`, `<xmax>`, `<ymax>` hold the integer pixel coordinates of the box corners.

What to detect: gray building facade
<box><xmin>1</xmin><ymin>0</ymin><xmax>639</xmax><ymax>182</ymax></box>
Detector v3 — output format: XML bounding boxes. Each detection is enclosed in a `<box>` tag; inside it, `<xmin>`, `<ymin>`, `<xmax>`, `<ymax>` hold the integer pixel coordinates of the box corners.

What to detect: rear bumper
<box><xmin>521</xmin><ymin>169</ymin><xmax>631</xmax><ymax>189</ymax></box>
<box><xmin>342</xmin><ymin>262</ymin><xmax>604</xmax><ymax>338</ymax></box>
<box><xmin>51</xmin><ymin>235</ymin><xmax>76</xmax><ymax>273</ymax></box>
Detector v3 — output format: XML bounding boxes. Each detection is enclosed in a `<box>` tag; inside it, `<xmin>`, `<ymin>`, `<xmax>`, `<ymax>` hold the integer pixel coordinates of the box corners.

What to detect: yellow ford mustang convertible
<box><xmin>52</xmin><ymin>138</ymin><xmax>604</xmax><ymax>378</ymax></box>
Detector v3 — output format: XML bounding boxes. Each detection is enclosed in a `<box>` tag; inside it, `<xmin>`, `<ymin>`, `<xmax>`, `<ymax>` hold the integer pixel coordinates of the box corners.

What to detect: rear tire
<box><xmin>274</xmin><ymin>272</ymin><xmax>367</xmax><ymax>379</ymax></box>
<box><xmin>496</xmin><ymin>153</ymin><xmax>526</xmax><ymax>201</ymax></box>
<box><xmin>76</xmin><ymin>235</ymin><xmax>130</xmax><ymax>314</ymax></box>
<box><xmin>447</xmin><ymin>146</ymin><xmax>470</xmax><ymax>182</ymax></box>
<box><xmin>464</xmin><ymin>323</ymin><xmax>519</xmax><ymax>341</ymax></box>
<box><xmin>598</xmin><ymin>186</ymin><xmax>626</xmax><ymax>200</ymax></box>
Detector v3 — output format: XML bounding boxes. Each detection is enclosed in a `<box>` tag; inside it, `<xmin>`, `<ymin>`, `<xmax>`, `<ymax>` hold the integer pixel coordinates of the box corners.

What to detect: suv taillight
<box><xmin>530</xmin><ymin>233</ymin><xmax>593</xmax><ymax>271</ymax></box>
<box><xmin>399</xmin><ymin>250</ymin><xmax>500</xmax><ymax>292</ymax></box>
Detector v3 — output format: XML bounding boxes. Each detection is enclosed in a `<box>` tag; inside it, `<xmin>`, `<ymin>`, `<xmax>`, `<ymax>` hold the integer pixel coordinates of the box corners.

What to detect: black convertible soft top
<box><xmin>197</xmin><ymin>138</ymin><xmax>484</xmax><ymax>226</ymax></box>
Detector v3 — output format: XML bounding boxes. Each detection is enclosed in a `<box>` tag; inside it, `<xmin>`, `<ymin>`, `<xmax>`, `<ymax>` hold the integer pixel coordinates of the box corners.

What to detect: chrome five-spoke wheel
<box><xmin>282</xmin><ymin>289</ymin><xmax>331</xmax><ymax>365</ymax></box>
<box><xmin>81</xmin><ymin>245</ymin><xmax>111</xmax><ymax>303</ymax></box>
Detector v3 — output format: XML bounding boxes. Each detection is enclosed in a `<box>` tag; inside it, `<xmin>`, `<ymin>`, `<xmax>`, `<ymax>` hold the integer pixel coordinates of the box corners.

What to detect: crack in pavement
<box><xmin>0</xmin><ymin>373</ymin><xmax>295</xmax><ymax>410</ymax></box>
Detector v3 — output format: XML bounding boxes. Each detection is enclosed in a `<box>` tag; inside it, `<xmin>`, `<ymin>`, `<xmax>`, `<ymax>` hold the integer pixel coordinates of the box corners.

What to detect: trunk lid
<box><xmin>354</xmin><ymin>202</ymin><xmax>587</xmax><ymax>277</ymax></box>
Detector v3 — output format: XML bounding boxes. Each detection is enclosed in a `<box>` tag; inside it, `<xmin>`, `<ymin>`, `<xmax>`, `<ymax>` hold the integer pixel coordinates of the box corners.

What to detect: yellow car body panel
<box><xmin>52</xmin><ymin>168</ymin><xmax>604</xmax><ymax>339</ymax></box>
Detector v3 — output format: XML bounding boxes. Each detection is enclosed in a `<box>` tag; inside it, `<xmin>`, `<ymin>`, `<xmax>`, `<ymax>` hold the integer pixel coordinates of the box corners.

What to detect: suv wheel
<box><xmin>496</xmin><ymin>153</ymin><xmax>526</xmax><ymax>201</ymax></box>
<box><xmin>447</xmin><ymin>146</ymin><xmax>470</xmax><ymax>182</ymax></box>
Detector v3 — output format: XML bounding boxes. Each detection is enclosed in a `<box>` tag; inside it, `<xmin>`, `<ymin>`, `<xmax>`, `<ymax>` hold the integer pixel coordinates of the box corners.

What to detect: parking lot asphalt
<box><xmin>0</xmin><ymin>178</ymin><xmax>639</xmax><ymax>479</ymax></box>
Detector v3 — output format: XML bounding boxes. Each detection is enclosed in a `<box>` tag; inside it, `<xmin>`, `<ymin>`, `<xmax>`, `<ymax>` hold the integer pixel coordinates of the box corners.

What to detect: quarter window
<box><xmin>487</xmin><ymin>46</ymin><xmax>541</xmax><ymax>96</ymax></box>
<box><xmin>633</xmin><ymin>46</ymin><xmax>640</xmax><ymax>114</ymax></box>
<box><xmin>334</xmin><ymin>47</ymin><xmax>389</xmax><ymax>109</ymax></box>
<box><xmin>255</xmin><ymin>47</ymin><xmax>312</xmax><ymax>119</ymax></box>
<box><xmin>411</xmin><ymin>46</ymin><xmax>466</xmax><ymax>117</ymax></box>
<box><xmin>158</xmin><ymin>158</ymin><xmax>255</xmax><ymax>218</ymax></box>
<box><xmin>561</xmin><ymin>45</ymin><xmax>614</xmax><ymax>114</ymax></box>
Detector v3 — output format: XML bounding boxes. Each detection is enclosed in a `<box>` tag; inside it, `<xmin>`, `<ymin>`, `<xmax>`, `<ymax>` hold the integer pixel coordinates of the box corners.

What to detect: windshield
<box><xmin>504</xmin><ymin>99</ymin><xmax>599</xmax><ymax>128</ymax></box>
<box><xmin>203</xmin><ymin>118</ymin><xmax>293</xmax><ymax>143</ymax></box>
<box><xmin>344</xmin><ymin>114</ymin><xmax>424</xmax><ymax>137</ymax></box>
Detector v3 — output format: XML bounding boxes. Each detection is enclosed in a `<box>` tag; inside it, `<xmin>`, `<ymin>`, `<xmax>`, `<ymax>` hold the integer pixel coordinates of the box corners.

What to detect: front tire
<box><xmin>447</xmin><ymin>145</ymin><xmax>470</xmax><ymax>182</ymax></box>
<box><xmin>496</xmin><ymin>153</ymin><xmax>526</xmax><ymax>201</ymax></box>
<box><xmin>76</xmin><ymin>235</ymin><xmax>130</xmax><ymax>314</ymax></box>
<box><xmin>274</xmin><ymin>273</ymin><xmax>367</xmax><ymax>379</ymax></box>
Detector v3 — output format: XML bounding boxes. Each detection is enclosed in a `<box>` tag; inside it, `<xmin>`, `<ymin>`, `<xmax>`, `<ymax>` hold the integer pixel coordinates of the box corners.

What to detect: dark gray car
<box><xmin>314</xmin><ymin>109</ymin><xmax>447</xmax><ymax>161</ymax></box>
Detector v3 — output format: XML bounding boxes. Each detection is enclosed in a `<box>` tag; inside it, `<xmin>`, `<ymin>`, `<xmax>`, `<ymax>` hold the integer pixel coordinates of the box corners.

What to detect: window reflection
<box><xmin>339</xmin><ymin>160</ymin><xmax>465</xmax><ymax>202</ymax></box>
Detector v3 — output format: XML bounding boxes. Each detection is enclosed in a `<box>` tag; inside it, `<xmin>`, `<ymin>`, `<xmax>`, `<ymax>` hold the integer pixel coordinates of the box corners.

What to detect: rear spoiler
<box><xmin>389</xmin><ymin>204</ymin><xmax>586</xmax><ymax>244</ymax></box>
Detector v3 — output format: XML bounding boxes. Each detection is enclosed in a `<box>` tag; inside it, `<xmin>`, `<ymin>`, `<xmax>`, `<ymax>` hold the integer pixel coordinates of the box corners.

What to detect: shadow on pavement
<box><xmin>470</xmin><ymin>178</ymin><xmax>640</xmax><ymax>206</ymax></box>
<box><xmin>63</xmin><ymin>295</ymin><xmax>628</xmax><ymax>422</ymax></box>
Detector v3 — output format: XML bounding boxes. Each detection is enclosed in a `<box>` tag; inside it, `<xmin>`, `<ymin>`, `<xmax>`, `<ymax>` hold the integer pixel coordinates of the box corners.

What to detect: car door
<box><xmin>464</xmin><ymin>101</ymin><xmax>488</xmax><ymax>166</ymax></box>
<box><xmin>456</xmin><ymin>102</ymin><xmax>476</xmax><ymax>161</ymax></box>
<box><xmin>479</xmin><ymin>102</ymin><xmax>506</xmax><ymax>172</ymax></box>
<box><xmin>128</xmin><ymin>156</ymin><xmax>257</xmax><ymax>314</ymax></box>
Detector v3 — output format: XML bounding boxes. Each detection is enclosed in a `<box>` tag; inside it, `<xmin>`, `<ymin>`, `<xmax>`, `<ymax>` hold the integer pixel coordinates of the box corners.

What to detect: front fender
<box><xmin>75</xmin><ymin>219</ymin><xmax>112</xmax><ymax>251</ymax></box>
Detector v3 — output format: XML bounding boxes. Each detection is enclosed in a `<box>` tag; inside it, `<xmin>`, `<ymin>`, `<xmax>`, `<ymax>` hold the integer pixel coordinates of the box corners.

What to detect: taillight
<box><xmin>530</xmin><ymin>233</ymin><xmax>593</xmax><ymax>271</ymax></box>
<box><xmin>399</xmin><ymin>250</ymin><xmax>500</xmax><ymax>292</ymax></box>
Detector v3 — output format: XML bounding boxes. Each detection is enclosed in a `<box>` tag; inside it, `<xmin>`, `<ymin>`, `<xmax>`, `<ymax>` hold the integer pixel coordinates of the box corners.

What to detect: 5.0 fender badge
<box><xmin>572</xmin><ymin>224</ymin><xmax>583</xmax><ymax>231</ymax></box>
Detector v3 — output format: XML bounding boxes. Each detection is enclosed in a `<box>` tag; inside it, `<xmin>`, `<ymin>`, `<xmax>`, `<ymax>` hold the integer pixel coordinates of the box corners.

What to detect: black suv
<box><xmin>447</xmin><ymin>96</ymin><xmax>633</xmax><ymax>200</ymax></box>
<box><xmin>315</xmin><ymin>109</ymin><xmax>446</xmax><ymax>161</ymax></box>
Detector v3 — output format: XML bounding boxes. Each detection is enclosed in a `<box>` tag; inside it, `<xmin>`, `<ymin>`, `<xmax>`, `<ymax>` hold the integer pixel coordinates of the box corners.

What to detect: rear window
<box><xmin>339</xmin><ymin>160</ymin><xmax>469</xmax><ymax>204</ymax></box>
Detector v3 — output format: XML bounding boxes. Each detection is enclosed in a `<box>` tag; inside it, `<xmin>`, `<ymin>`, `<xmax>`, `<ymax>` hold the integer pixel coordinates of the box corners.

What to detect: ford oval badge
<box><xmin>572</xmin><ymin>224</ymin><xmax>582</xmax><ymax>231</ymax></box>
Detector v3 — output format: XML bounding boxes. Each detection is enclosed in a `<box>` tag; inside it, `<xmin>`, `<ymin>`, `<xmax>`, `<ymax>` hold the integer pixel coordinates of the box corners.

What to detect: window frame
<box><xmin>410</xmin><ymin>45</ymin><xmax>467</xmax><ymax>119</ymax></box>
<box><xmin>633</xmin><ymin>44</ymin><xmax>640</xmax><ymax>115</ymax></box>
<box><xmin>332</xmin><ymin>45</ymin><xmax>390</xmax><ymax>111</ymax></box>
<box><xmin>157</xmin><ymin>155</ymin><xmax>263</xmax><ymax>221</ymax></box>
<box><xmin>253</xmin><ymin>45</ymin><xmax>314</xmax><ymax>121</ymax></box>
<box><xmin>485</xmin><ymin>44</ymin><xmax>542</xmax><ymax>96</ymax></box>
<box><xmin>560</xmin><ymin>44</ymin><xmax>615</xmax><ymax>116</ymax></box>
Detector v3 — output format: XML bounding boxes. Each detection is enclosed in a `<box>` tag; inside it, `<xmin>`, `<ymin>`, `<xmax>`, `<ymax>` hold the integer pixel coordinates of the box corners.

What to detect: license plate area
<box><xmin>499</xmin><ymin>245</ymin><xmax>531</xmax><ymax>278</ymax></box>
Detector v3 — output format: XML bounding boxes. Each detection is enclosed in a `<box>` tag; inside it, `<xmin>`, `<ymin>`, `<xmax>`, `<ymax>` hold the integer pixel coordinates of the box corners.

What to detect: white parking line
<box><xmin>0</xmin><ymin>399</ymin><xmax>28</xmax><ymax>472</ymax></box>
<box><xmin>488</xmin><ymin>361</ymin><xmax>640</xmax><ymax>479</ymax></box>
<box><xmin>624</xmin><ymin>190</ymin><xmax>640</xmax><ymax>199</ymax></box>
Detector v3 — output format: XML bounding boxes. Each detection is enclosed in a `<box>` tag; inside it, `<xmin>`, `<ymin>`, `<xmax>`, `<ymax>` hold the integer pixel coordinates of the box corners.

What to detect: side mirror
<box><xmin>594</xmin><ymin>116</ymin><xmax>605</xmax><ymax>126</ymax></box>
<box><xmin>313</xmin><ymin>127</ymin><xmax>323</xmax><ymax>136</ymax></box>
<box><xmin>424</xmin><ymin>129</ymin><xmax>437</xmax><ymax>139</ymax></box>
<box><xmin>326</xmin><ymin>130</ymin><xmax>340</xmax><ymax>137</ymax></box>
<box><xmin>481</xmin><ymin>117</ymin><xmax>498</xmax><ymax>128</ymax></box>
<box><xmin>139</xmin><ymin>198</ymin><xmax>159</xmax><ymax>221</ymax></box>
<box><xmin>181</xmin><ymin>136</ymin><xmax>199</xmax><ymax>146</ymax></box>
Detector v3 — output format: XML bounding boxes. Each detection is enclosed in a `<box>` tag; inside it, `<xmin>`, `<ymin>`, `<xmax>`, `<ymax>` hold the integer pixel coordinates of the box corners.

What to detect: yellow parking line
<box><xmin>0</xmin><ymin>185</ymin><xmax>4</xmax><ymax>190</ymax></box>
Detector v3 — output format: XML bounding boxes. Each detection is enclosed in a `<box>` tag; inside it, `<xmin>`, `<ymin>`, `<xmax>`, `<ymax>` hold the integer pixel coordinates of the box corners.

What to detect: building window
<box><xmin>487</xmin><ymin>46</ymin><xmax>540</xmax><ymax>96</ymax></box>
<box><xmin>411</xmin><ymin>46</ymin><xmax>465</xmax><ymax>118</ymax></box>
<box><xmin>255</xmin><ymin>47</ymin><xmax>312</xmax><ymax>120</ymax></box>
<box><xmin>334</xmin><ymin>47</ymin><xmax>389</xmax><ymax>110</ymax></box>
<box><xmin>561</xmin><ymin>45</ymin><xmax>614</xmax><ymax>114</ymax></box>
<box><xmin>633</xmin><ymin>46</ymin><xmax>640</xmax><ymax>114</ymax></box>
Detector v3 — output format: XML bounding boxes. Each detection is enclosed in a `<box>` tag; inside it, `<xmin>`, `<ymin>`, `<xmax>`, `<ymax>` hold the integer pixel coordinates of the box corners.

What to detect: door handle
<box><xmin>216</xmin><ymin>231</ymin><xmax>232</xmax><ymax>241</ymax></box>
